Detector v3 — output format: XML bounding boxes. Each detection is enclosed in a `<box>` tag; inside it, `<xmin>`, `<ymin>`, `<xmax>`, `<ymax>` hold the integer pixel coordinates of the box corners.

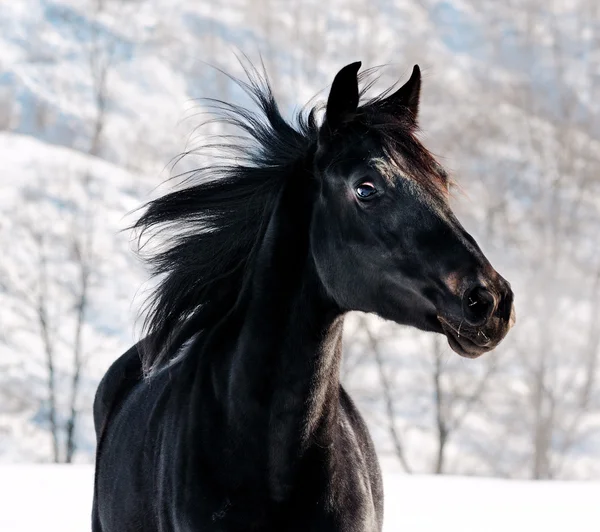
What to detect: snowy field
<box><xmin>0</xmin><ymin>465</ymin><xmax>598</xmax><ymax>531</ymax></box>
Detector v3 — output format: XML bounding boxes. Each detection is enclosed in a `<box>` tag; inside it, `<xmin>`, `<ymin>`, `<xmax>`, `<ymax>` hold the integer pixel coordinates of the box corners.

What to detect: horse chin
<box><xmin>444</xmin><ymin>330</ymin><xmax>487</xmax><ymax>359</ymax></box>
<box><xmin>438</xmin><ymin>317</ymin><xmax>490</xmax><ymax>359</ymax></box>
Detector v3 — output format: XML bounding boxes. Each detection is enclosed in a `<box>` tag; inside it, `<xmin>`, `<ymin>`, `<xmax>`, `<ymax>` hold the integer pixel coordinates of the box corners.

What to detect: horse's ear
<box><xmin>384</xmin><ymin>65</ymin><xmax>421</xmax><ymax>121</ymax></box>
<box><xmin>322</xmin><ymin>61</ymin><xmax>362</xmax><ymax>135</ymax></box>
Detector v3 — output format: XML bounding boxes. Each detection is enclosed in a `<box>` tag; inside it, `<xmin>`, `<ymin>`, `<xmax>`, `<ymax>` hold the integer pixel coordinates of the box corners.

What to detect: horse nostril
<box><xmin>462</xmin><ymin>286</ymin><xmax>496</xmax><ymax>327</ymax></box>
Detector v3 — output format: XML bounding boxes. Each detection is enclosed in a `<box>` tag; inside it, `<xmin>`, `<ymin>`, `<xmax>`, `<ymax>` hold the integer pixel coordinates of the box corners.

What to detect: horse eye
<box><xmin>355</xmin><ymin>182</ymin><xmax>378</xmax><ymax>200</ymax></box>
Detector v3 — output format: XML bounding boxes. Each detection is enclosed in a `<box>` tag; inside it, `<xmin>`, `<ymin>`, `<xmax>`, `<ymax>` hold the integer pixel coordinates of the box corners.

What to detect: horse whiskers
<box><xmin>477</xmin><ymin>330</ymin><xmax>490</xmax><ymax>342</ymax></box>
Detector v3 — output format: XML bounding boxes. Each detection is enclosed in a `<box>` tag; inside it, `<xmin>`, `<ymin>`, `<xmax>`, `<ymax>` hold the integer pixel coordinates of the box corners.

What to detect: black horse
<box><xmin>93</xmin><ymin>61</ymin><xmax>514</xmax><ymax>532</ymax></box>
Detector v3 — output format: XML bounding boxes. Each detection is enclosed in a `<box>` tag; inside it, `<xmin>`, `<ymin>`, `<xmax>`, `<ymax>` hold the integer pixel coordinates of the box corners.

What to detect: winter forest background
<box><xmin>1</xmin><ymin>0</ymin><xmax>600</xmax><ymax>482</ymax></box>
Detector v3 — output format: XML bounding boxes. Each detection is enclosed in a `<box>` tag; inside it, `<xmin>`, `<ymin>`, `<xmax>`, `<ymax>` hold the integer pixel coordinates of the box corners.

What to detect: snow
<box><xmin>0</xmin><ymin>465</ymin><xmax>598</xmax><ymax>531</ymax></box>
<box><xmin>0</xmin><ymin>465</ymin><xmax>93</xmax><ymax>532</ymax></box>
<box><xmin>385</xmin><ymin>475</ymin><xmax>599</xmax><ymax>531</ymax></box>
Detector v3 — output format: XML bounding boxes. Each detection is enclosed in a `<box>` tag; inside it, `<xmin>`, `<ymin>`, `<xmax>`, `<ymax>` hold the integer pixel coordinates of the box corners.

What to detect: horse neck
<box><xmin>207</xmin><ymin>171</ymin><xmax>345</xmax><ymax>499</ymax></box>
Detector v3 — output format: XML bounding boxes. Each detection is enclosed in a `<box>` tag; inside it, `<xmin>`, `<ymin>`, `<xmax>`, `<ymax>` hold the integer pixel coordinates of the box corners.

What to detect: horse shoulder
<box><xmin>338</xmin><ymin>385</ymin><xmax>384</xmax><ymax>528</ymax></box>
<box><xmin>93</xmin><ymin>344</ymin><xmax>143</xmax><ymax>440</ymax></box>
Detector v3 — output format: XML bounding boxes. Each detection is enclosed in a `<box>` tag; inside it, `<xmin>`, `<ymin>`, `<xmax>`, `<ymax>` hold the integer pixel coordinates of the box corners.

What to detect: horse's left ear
<box><xmin>384</xmin><ymin>65</ymin><xmax>421</xmax><ymax>121</ymax></box>
<box><xmin>321</xmin><ymin>61</ymin><xmax>362</xmax><ymax>135</ymax></box>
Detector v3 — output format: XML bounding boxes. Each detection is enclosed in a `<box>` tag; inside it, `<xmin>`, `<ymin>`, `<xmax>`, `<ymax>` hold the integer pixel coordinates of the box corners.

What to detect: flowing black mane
<box><xmin>135</xmin><ymin>64</ymin><xmax>443</xmax><ymax>374</ymax></box>
<box><xmin>135</xmin><ymin>66</ymin><xmax>319</xmax><ymax>373</ymax></box>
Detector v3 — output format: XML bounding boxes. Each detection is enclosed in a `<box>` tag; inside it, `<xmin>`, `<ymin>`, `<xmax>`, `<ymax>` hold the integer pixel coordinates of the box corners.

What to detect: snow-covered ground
<box><xmin>0</xmin><ymin>465</ymin><xmax>598</xmax><ymax>531</ymax></box>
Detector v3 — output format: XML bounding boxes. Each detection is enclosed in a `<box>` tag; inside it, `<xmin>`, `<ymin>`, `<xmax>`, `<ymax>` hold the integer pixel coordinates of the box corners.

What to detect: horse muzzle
<box><xmin>438</xmin><ymin>280</ymin><xmax>515</xmax><ymax>359</ymax></box>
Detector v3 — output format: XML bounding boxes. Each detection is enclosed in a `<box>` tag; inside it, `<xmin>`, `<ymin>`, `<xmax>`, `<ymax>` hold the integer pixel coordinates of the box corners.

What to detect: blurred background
<box><xmin>1</xmin><ymin>0</ymin><xmax>600</xmax><ymax>484</ymax></box>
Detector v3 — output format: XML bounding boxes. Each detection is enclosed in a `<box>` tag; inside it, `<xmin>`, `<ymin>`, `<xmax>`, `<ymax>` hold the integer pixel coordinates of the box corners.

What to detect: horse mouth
<box><xmin>438</xmin><ymin>317</ymin><xmax>493</xmax><ymax>359</ymax></box>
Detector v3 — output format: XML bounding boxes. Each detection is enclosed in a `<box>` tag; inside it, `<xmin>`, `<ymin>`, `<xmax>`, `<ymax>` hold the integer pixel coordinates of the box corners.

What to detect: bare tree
<box><xmin>34</xmin><ymin>231</ymin><xmax>61</xmax><ymax>462</ymax></box>
<box><xmin>358</xmin><ymin>316</ymin><xmax>413</xmax><ymax>473</ymax></box>
<box><xmin>346</xmin><ymin>315</ymin><xmax>496</xmax><ymax>475</ymax></box>
<box><xmin>455</xmin><ymin>0</ymin><xmax>600</xmax><ymax>479</ymax></box>
<box><xmin>1</xmin><ymin>166</ymin><xmax>102</xmax><ymax>462</ymax></box>
<box><xmin>0</xmin><ymin>87</ymin><xmax>15</xmax><ymax>131</ymax></box>
<box><xmin>65</xmin><ymin>178</ymin><xmax>95</xmax><ymax>463</ymax></box>
<box><xmin>87</xmin><ymin>3</ymin><xmax>117</xmax><ymax>157</ymax></box>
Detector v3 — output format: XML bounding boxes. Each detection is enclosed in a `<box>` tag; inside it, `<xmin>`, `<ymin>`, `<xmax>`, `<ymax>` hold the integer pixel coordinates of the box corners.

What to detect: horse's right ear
<box><xmin>321</xmin><ymin>61</ymin><xmax>362</xmax><ymax>136</ymax></box>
